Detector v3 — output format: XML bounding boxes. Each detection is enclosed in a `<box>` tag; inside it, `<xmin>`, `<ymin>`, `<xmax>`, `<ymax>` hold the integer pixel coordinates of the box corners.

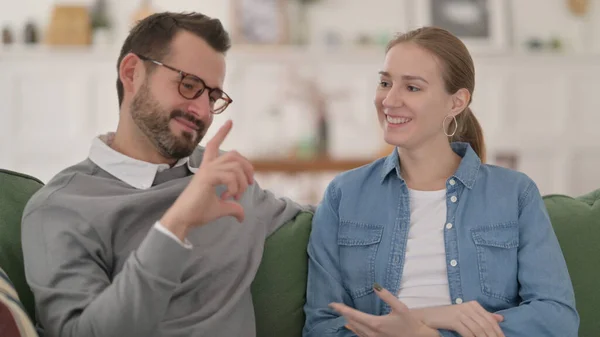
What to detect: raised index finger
<box><xmin>204</xmin><ymin>120</ymin><xmax>233</xmax><ymax>161</ymax></box>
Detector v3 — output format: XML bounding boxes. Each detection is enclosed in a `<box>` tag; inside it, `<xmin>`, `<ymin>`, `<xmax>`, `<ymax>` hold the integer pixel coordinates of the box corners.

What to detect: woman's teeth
<box><xmin>386</xmin><ymin>115</ymin><xmax>411</xmax><ymax>124</ymax></box>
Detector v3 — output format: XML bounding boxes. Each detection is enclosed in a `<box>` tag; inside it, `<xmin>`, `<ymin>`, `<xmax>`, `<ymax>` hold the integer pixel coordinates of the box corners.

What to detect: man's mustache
<box><xmin>170</xmin><ymin>110</ymin><xmax>205</xmax><ymax>131</ymax></box>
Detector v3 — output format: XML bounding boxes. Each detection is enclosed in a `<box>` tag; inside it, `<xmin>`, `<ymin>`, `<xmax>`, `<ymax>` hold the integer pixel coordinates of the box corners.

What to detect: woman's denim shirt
<box><xmin>303</xmin><ymin>142</ymin><xmax>578</xmax><ymax>337</ymax></box>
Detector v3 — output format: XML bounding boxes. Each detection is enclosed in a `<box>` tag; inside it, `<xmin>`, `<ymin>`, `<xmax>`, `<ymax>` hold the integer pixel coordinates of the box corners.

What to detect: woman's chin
<box><xmin>383</xmin><ymin>133</ymin><xmax>410</xmax><ymax>148</ymax></box>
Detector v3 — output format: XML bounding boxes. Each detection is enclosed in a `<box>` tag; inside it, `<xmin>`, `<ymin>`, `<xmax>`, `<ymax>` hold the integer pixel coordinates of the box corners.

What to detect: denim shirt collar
<box><xmin>380</xmin><ymin>142</ymin><xmax>481</xmax><ymax>189</ymax></box>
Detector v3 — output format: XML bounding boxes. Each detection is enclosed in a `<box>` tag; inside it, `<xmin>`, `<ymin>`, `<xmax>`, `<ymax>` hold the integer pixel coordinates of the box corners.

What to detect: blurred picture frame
<box><xmin>412</xmin><ymin>0</ymin><xmax>510</xmax><ymax>54</ymax></box>
<box><xmin>230</xmin><ymin>0</ymin><xmax>289</xmax><ymax>45</ymax></box>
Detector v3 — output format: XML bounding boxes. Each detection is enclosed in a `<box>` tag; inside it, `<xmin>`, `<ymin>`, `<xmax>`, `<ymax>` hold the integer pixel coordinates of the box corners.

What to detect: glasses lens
<box><xmin>210</xmin><ymin>90</ymin><xmax>230</xmax><ymax>113</ymax></box>
<box><xmin>213</xmin><ymin>98</ymin><xmax>229</xmax><ymax>113</ymax></box>
<box><xmin>179</xmin><ymin>76</ymin><xmax>205</xmax><ymax>99</ymax></box>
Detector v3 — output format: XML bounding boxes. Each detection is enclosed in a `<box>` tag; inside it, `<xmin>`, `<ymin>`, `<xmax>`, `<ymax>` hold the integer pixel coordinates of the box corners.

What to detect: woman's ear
<box><xmin>450</xmin><ymin>88</ymin><xmax>471</xmax><ymax>115</ymax></box>
<box><xmin>119</xmin><ymin>53</ymin><xmax>142</xmax><ymax>97</ymax></box>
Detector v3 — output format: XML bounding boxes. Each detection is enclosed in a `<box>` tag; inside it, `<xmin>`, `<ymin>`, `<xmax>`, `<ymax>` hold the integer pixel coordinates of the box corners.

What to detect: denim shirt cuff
<box><xmin>438</xmin><ymin>329</ymin><xmax>460</xmax><ymax>337</ymax></box>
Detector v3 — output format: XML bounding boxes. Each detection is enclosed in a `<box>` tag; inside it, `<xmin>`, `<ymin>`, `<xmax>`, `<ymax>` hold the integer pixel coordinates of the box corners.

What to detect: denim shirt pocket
<box><xmin>337</xmin><ymin>221</ymin><xmax>384</xmax><ymax>299</ymax></box>
<box><xmin>471</xmin><ymin>222</ymin><xmax>520</xmax><ymax>303</ymax></box>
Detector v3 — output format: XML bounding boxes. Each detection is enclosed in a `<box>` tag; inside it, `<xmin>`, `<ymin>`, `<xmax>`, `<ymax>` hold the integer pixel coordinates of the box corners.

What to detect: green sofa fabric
<box><xmin>0</xmin><ymin>169</ymin><xmax>43</xmax><ymax>322</ymax></box>
<box><xmin>543</xmin><ymin>190</ymin><xmax>600</xmax><ymax>337</ymax></box>
<box><xmin>251</xmin><ymin>211</ymin><xmax>313</xmax><ymax>337</ymax></box>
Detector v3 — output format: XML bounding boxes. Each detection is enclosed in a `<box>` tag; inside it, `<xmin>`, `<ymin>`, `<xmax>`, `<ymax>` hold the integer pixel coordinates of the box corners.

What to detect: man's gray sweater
<box><xmin>21</xmin><ymin>146</ymin><xmax>310</xmax><ymax>337</ymax></box>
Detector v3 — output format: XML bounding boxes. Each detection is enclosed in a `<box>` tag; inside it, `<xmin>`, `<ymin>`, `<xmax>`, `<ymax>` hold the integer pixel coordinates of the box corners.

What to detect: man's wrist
<box><xmin>159</xmin><ymin>213</ymin><xmax>191</xmax><ymax>242</ymax></box>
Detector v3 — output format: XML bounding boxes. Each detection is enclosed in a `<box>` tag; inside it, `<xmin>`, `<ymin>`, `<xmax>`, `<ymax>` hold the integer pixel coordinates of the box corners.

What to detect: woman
<box><xmin>302</xmin><ymin>27</ymin><xmax>578</xmax><ymax>337</ymax></box>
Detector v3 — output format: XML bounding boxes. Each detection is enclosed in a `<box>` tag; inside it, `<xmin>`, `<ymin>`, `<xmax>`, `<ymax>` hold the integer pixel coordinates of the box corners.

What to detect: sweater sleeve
<box><xmin>247</xmin><ymin>180</ymin><xmax>315</xmax><ymax>238</ymax></box>
<box><xmin>21</xmin><ymin>204</ymin><xmax>192</xmax><ymax>337</ymax></box>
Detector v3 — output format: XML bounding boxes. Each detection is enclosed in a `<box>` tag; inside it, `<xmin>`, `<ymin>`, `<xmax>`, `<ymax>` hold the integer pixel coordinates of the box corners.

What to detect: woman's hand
<box><xmin>412</xmin><ymin>301</ymin><xmax>505</xmax><ymax>337</ymax></box>
<box><xmin>329</xmin><ymin>284</ymin><xmax>438</xmax><ymax>337</ymax></box>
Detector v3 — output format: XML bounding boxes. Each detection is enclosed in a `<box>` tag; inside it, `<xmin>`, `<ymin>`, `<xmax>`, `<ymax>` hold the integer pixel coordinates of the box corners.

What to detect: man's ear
<box><xmin>119</xmin><ymin>53</ymin><xmax>143</xmax><ymax>96</ymax></box>
<box><xmin>450</xmin><ymin>88</ymin><xmax>471</xmax><ymax>116</ymax></box>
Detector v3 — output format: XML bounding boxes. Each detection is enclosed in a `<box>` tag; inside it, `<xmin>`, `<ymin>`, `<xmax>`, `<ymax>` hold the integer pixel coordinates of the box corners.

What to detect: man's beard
<box><xmin>130</xmin><ymin>82</ymin><xmax>206</xmax><ymax>160</ymax></box>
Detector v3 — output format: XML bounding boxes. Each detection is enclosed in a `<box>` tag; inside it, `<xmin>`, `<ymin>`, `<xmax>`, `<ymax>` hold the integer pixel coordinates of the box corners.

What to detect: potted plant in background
<box><xmin>90</xmin><ymin>0</ymin><xmax>112</xmax><ymax>46</ymax></box>
<box><xmin>290</xmin><ymin>0</ymin><xmax>322</xmax><ymax>45</ymax></box>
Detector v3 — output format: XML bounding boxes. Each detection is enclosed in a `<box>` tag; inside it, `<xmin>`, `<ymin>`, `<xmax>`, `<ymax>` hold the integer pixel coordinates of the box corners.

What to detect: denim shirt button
<box><xmin>449</xmin><ymin>179</ymin><xmax>456</xmax><ymax>186</ymax></box>
<box><xmin>446</xmin><ymin>223</ymin><xmax>453</xmax><ymax>229</ymax></box>
<box><xmin>455</xmin><ymin>298</ymin><xmax>463</xmax><ymax>304</ymax></box>
<box><xmin>450</xmin><ymin>196</ymin><xmax>458</xmax><ymax>203</ymax></box>
<box><xmin>450</xmin><ymin>259</ymin><xmax>458</xmax><ymax>267</ymax></box>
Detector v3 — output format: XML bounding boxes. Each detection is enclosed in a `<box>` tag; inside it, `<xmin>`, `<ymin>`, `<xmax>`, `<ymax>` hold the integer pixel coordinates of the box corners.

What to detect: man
<box><xmin>21</xmin><ymin>12</ymin><xmax>310</xmax><ymax>337</ymax></box>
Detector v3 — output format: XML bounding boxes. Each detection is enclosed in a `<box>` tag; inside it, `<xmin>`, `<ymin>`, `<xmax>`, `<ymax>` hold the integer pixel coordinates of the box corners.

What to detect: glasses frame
<box><xmin>135</xmin><ymin>53</ymin><xmax>233</xmax><ymax>114</ymax></box>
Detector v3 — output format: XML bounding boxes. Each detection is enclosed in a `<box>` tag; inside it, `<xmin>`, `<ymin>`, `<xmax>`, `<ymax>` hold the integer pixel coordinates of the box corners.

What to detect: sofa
<box><xmin>0</xmin><ymin>168</ymin><xmax>598</xmax><ymax>337</ymax></box>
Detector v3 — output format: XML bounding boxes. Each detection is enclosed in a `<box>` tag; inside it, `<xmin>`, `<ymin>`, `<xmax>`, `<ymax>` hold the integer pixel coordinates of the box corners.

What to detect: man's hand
<box><xmin>329</xmin><ymin>284</ymin><xmax>438</xmax><ymax>337</ymax></box>
<box><xmin>160</xmin><ymin>120</ymin><xmax>254</xmax><ymax>240</ymax></box>
<box><xmin>412</xmin><ymin>301</ymin><xmax>505</xmax><ymax>337</ymax></box>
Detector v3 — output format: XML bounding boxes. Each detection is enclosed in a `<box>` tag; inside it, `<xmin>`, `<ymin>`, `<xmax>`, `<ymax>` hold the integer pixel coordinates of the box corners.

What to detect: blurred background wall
<box><xmin>1</xmin><ymin>0</ymin><xmax>600</xmax><ymax>204</ymax></box>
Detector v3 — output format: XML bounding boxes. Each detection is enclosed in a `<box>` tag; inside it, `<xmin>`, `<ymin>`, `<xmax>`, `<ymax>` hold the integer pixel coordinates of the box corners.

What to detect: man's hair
<box><xmin>116</xmin><ymin>12</ymin><xmax>231</xmax><ymax>107</ymax></box>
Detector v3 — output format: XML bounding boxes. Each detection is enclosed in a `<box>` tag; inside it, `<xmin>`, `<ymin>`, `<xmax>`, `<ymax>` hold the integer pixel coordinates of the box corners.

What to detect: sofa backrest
<box><xmin>251</xmin><ymin>211</ymin><xmax>313</xmax><ymax>337</ymax></box>
<box><xmin>544</xmin><ymin>190</ymin><xmax>600</xmax><ymax>337</ymax></box>
<box><xmin>0</xmin><ymin>169</ymin><xmax>43</xmax><ymax>322</ymax></box>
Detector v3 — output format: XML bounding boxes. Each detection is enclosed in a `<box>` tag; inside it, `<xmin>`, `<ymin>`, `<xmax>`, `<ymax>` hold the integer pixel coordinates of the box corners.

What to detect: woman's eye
<box><xmin>379</xmin><ymin>81</ymin><xmax>391</xmax><ymax>88</ymax></box>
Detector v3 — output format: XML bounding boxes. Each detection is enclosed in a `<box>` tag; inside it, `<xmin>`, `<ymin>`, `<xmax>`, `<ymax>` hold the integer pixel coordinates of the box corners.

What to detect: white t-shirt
<box><xmin>397</xmin><ymin>188</ymin><xmax>452</xmax><ymax>309</ymax></box>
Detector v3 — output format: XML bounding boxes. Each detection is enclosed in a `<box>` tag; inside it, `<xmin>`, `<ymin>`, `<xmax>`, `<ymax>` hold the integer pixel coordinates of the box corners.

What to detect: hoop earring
<box><xmin>443</xmin><ymin>115</ymin><xmax>458</xmax><ymax>137</ymax></box>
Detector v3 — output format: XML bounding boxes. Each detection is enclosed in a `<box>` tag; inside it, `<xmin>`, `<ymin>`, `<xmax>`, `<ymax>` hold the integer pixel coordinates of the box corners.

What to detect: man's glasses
<box><xmin>136</xmin><ymin>54</ymin><xmax>233</xmax><ymax>114</ymax></box>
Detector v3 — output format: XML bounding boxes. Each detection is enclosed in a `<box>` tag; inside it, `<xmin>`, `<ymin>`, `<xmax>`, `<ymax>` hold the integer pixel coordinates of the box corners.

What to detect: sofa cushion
<box><xmin>251</xmin><ymin>211</ymin><xmax>313</xmax><ymax>337</ymax></box>
<box><xmin>0</xmin><ymin>169</ymin><xmax>44</xmax><ymax>322</ymax></box>
<box><xmin>544</xmin><ymin>189</ymin><xmax>600</xmax><ymax>337</ymax></box>
<box><xmin>0</xmin><ymin>267</ymin><xmax>39</xmax><ymax>337</ymax></box>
